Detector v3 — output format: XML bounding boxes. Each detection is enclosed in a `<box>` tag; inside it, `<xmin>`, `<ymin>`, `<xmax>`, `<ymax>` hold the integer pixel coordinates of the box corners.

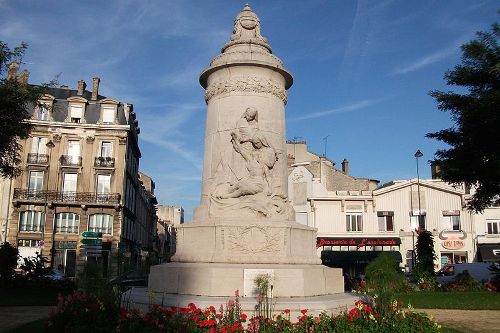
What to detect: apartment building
<box><xmin>287</xmin><ymin>141</ymin><xmax>500</xmax><ymax>276</ymax></box>
<box><xmin>156</xmin><ymin>205</ymin><xmax>184</xmax><ymax>262</ymax></box>
<box><xmin>3</xmin><ymin>69</ymin><xmax>157</xmax><ymax>277</ymax></box>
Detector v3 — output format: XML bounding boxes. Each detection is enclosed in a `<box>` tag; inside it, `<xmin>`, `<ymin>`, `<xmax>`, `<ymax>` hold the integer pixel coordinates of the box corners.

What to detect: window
<box><xmin>19</xmin><ymin>211</ymin><xmax>45</xmax><ymax>232</ymax></box>
<box><xmin>487</xmin><ymin>220</ymin><xmax>500</xmax><ymax>235</ymax></box>
<box><xmin>31</xmin><ymin>137</ymin><xmax>48</xmax><ymax>155</ymax></box>
<box><xmin>28</xmin><ymin>171</ymin><xmax>44</xmax><ymax>192</ymax></box>
<box><xmin>346</xmin><ymin>213</ymin><xmax>362</xmax><ymax>232</ymax></box>
<box><xmin>88</xmin><ymin>214</ymin><xmax>113</xmax><ymax>235</ymax></box>
<box><xmin>18</xmin><ymin>239</ymin><xmax>40</xmax><ymax>247</ymax></box>
<box><xmin>99</xmin><ymin>141</ymin><xmax>113</xmax><ymax>158</ymax></box>
<box><xmin>102</xmin><ymin>107</ymin><xmax>115</xmax><ymax>123</ymax></box>
<box><xmin>96</xmin><ymin>174</ymin><xmax>111</xmax><ymax>194</ymax></box>
<box><xmin>62</xmin><ymin>173</ymin><xmax>77</xmax><ymax>193</ymax></box>
<box><xmin>70</xmin><ymin>105</ymin><xmax>83</xmax><ymax>123</ymax></box>
<box><xmin>377</xmin><ymin>211</ymin><xmax>394</xmax><ymax>232</ymax></box>
<box><xmin>442</xmin><ymin>211</ymin><xmax>461</xmax><ymax>231</ymax></box>
<box><xmin>67</xmin><ymin>140</ymin><xmax>80</xmax><ymax>164</ymax></box>
<box><xmin>37</xmin><ymin>104</ymin><xmax>49</xmax><ymax>120</ymax></box>
<box><xmin>55</xmin><ymin>213</ymin><xmax>80</xmax><ymax>234</ymax></box>
<box><xmin>410</xmin><ymin>213</ymin><xmax>426</xmax><ymax>231</ymax></box>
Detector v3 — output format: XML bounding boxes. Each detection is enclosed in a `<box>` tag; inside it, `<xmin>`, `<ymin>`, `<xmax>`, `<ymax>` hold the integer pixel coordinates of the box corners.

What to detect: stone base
<box><xmin>123</xmin><ymin>288</ymin><xmax>360</xmax><ymax>317</ymax></box>
<box><xmin>149</xmin><ymin>262</ymin><xmax>343</xmax><ymax>297</ymax></box>
<box><xmin>172</xmin><ymin>220</ymin><xmax>321</xmax><ymax>264</ymax></box>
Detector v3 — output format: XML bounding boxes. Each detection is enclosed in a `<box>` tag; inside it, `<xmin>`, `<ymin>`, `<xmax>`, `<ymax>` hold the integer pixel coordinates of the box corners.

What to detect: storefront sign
<box><xmin>441</xmin><ymin>239</ymin><xmax>465</xmax><ymax>250</ymax></box>
<box><xmin>317</xmin><ymin>237</ymin><xmax>401</xmax><ymax>248</ymax></box>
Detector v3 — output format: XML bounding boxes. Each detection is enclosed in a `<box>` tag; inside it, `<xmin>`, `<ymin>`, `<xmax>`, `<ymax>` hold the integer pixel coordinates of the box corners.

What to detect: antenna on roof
<box><xmin>322</xmin><ymin>135</ymin><xmax>331</xmax><ymax>157</ymax></box>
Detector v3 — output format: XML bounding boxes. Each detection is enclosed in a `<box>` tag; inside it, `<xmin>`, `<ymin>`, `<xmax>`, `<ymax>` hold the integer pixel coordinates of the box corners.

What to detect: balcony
<box><xmin>27</xmin><ymin>153</ymin><xmax>49</xmax><ymax>164</ymax></box>
<box><xmin>94</xmin><ymin>156</ymin><xmax>115</xmax><ymax>168</ymax></box>
<box><xmin>13</xmin><ymin>189</ymin><xmax>121</xmax><ymax>205</ymax></box>
<box><xmin>60</xmin><ymin>155</ymin><xmax>82</xmax><ymax>166</ymax></box>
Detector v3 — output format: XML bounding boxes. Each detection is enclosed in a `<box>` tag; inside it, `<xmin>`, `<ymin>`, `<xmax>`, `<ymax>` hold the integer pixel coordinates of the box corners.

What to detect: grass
<box><xmin>0</xmin><ymin>286</ymin><xmax>60</xmax><ymax>306</ymax></box>
<box><xmin>397</xmin><ymin>291</ymin><xmax>500</xmax><ymax>310</ymax></box>
<box><xmin>6</xmin><ymin>318</ymin><xmax>47</xmax><ymax>333</ymax></box>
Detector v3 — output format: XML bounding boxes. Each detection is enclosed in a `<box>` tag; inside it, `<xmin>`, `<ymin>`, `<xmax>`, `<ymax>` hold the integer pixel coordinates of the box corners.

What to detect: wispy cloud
<box><xmin>289</xmin><ymin>97</ymin><xmax>387</xmax><ymax>121</ymax></box>
<box><xmin>139</xmin><ymin>104</ymin><xmax>204</xmax><ymax>169</ymax></box>
<box><xmin>391</xmin><ymin>44</ymin><xmax>459</xmax><ymax>75</ymax></box>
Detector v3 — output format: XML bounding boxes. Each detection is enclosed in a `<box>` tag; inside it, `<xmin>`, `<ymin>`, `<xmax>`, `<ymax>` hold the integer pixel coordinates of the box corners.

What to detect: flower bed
<box><xmin>47</xmin><ymin>291</ymin><xmax>442</xmax><ymax>332</ymax></box>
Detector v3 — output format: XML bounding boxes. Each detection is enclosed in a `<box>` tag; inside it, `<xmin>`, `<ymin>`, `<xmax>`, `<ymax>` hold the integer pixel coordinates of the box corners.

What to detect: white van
<box><xmin>436</xmin><ymin>263</ymin><xmax>496</xmax><ymax>284</ymax></box>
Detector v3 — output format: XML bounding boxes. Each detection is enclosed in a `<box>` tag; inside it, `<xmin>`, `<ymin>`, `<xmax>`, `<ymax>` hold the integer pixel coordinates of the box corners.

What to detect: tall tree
<box><xmin>0</xmin><ymin>41</ymin><xmax>46</xmax><ymax>178</ymax></box>
<box><xmin>414</xmin><ymin>230</ymin><xmax>436</xmax><ymax>279</ymax></box>
<box><xmin>426</xmin><ymin>23</ymin><xmax>500</xmax><ymax>212</ymax></box>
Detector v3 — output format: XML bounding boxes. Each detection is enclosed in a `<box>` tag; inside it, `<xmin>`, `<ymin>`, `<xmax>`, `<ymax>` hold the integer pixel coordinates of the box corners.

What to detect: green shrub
<box><xmin>366</xmin><ymin>252</ymin><xmax>407</xmax><ymax>310</ymax></box>
<box><xmin>0</xmin><ymin>242</ymin><xmax>18</xmax><ymax>286</ymax></box>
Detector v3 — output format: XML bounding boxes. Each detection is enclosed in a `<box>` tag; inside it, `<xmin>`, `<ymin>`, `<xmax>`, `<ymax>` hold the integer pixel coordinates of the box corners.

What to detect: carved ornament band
<box><xmin>204</xmin><ymin>77</ymin><xmax>287</xmax><ymax>104</ymax></box>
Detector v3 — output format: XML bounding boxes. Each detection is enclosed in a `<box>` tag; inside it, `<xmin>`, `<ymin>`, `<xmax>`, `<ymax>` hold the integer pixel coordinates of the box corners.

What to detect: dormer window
<box><xmin>70</xmin><ymin>105</ymin><xmax>83</xmax><ymax>123</ymax></box>
<box><xmin>102</xmin><ymin>106</ymin><xmax>115</xmax><ymax>124</ymax></box>
<box><xmin>37</xmin><ymin>104</ymin><xmax>49</xmax><ymax>120</ymax></box>
<box><xmin>99</xmin><ymin>99</ymin><xmax>119</xmax><ymax>125</ymax></box>
<box><xmin>35</xmin><ymin>94</ymin><xmax>55</xmax><ymax>121</ymax></box>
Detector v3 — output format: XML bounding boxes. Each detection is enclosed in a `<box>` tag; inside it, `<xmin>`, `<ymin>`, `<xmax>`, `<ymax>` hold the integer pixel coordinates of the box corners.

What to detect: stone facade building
<box><xmin>3</xmin><ymin>70</ymin><xmax>157</xmax><ymax>277</ymax></box>
<box><xmin>156</xmin><ymin>205</ymin><xmax>184</xmax><ymax>262</ymax></box>
<box><xmin>288</xmin><ymin>142</ymin><xmax>500</xmax><ymax>276</ymax></box>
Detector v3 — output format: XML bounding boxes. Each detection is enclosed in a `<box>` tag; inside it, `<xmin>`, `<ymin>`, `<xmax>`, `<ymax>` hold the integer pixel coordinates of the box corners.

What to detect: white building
<box><xmin>287</xmin><ymin>142</ymin><xmax>500</xmax><ymax>276</ymax></box>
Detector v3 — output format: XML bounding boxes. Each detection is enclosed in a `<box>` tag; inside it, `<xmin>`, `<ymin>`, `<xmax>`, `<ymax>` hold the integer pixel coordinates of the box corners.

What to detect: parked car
<box><xmin>108</xmin><ymin>270</ymin><xmax>149</xmax><ymax>290</ymax></box>
<box><xmin>43</xmin><ymin>269</ymin><xmax>66</xmax><ymax>281</ymax></box>
<box><xmin>436</xmin><ymin>263</ymin><xmax>495</xmax><ymax>284</ymax></box>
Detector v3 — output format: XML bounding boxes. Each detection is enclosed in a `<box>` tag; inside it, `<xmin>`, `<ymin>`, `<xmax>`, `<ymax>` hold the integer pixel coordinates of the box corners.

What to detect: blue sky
<box><xmin>1</xmin><ymin>1</ymin><xmax>497</xmax><ymax>220</ymax></box>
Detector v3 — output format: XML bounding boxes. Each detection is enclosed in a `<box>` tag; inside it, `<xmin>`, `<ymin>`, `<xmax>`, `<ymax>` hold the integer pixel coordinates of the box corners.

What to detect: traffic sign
<box><xmin>80</xmin><ymin>238</ymin><xmax>102</xmax><ymax>245</ymax></box>
<box><xmin>80</xmin><ymin>245</ymin><xmax>102</xmax><ymax>251</ymax></box>
<box><xmin>82</xmin><ymin>231</ymin><xmax>103</xmax><ymax>238</ymax></box>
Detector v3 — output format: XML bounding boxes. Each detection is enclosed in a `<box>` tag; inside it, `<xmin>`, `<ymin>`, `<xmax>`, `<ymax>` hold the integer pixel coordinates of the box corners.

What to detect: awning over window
<box><xmin>321</xmin><ymin>250</ymin><xmax>402</xmax><ymax>266</ymax></box>
<box><xmin>478</xmin><ymin>244</ymin><xmax>500</xmax><ymax>262</ymax></box>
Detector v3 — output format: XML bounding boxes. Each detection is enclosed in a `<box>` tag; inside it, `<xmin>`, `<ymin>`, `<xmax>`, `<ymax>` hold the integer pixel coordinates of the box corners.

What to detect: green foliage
<box><xmin>397</xmin><ymin>291</ymin><xmax>500</xmax><ymax>310</ymax></box>
<box><xmin>365</xmin><ymin>252</ymin><xmax>407</xmax><ymax>310</ymax></box>
<box><xmin>414</xmin><ymin>231</ymin><xmax>436</xmax><ymax>281</ymax></box>
<box><xmin>0</xmin><ymin>242</ymin><xmax>19</xmax><ymax>286</ymax></box>
<box><xmin>426</xmin><ymin>22</ymin><xmax>500</xmax><ymax>212</ymax></box>
<box><xmin>488</xmin><ymin>263</ymin><xmax>500</xmax><ymax>291</ymax></box>
<box><xmin>19</xmin><ymin>252</ymin><xmax>49</xmax><ymax>280</ymax></box>
<box><xmin>444</xmin><ymin>270</ymin><xmax>484</xmax><ymax>292</ymax></box>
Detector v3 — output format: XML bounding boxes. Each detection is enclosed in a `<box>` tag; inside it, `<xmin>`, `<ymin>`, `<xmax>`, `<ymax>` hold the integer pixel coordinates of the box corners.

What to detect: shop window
<box><xmin>55</xmin><ymin>212</ymin><xmax>80</xmax><ymax>234</ymax></box>
<box><xmin>487</xmin><ymin>220</ymin><xmax>500</xmax><ymax>235</ymax></box>
<box><xmin>19</xmin><ymin>211</ymin><xmax>45</xmax><ymax>232</ymax></box>
<box><xmin>441</xmin><ymin>252</ymin><xmax>467</xmax><ymax>265</ymax></box>
<box><xmin>17</xmin><ymin>239</ymin><xmax>40</xmax><ymax>247</ymax></box>
<box><xmin>442</xmin><ymin>211</ymin><xmax>461</xmax><ymax>231</ymax></box>
<box><xmin>377</xmin><ymin>211</ymin><xmax>394</xmax><ymax>232</ymax></box>
<box><xmin>88</xmin><ymin>214</ymin><xmax>113</xmax><ymax>235</ymax></box>
<box><xmin>346</xmin><ymin>213</ymin><xmax>362</xmax><ymax>232</ymax></box>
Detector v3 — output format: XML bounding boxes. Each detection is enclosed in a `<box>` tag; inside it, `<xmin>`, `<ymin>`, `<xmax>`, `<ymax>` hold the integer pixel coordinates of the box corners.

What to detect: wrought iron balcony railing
<box><xmin>13</xmin><ymin>189</ymin><xmax>121</xmax><ymax>205</ymax></box>
<box><xmin>27</xmin><ymin>153</ymin><xmax>49</xmax><ymax>164</ymax></box>
<box><xmin>94</xmin><ymin>157</ymin><xmax>115</xmax><ymax>167</ymax></box>
<box><xmin>60</xmin><ymin>155</ymin><xmax>82</xmax><ymax>166</ymax></box>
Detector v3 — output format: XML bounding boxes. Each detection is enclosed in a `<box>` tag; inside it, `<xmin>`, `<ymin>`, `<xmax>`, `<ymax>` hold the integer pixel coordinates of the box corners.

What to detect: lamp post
<box><xmin>44</xmin><ymin>140</ymin><xmax>56</xmax><ymax>268</ymax></box>
<box><xmin>413</xmin><ymin>149</ymin><xmax>423</xmax><ymax>269</ymax></box>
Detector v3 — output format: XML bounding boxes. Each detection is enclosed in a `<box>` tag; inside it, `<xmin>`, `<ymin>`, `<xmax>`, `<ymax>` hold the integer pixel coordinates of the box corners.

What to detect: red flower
<box><xmin>300</xmin><ymin>309</ymin><xmax>308</xmax><ymax>315</ymax></box>
<box><xmin>313</xmin><ymin>317</ymin><xmax>320</xmax><ymax>324</ymax></box>
<box><xmin>216</xmin><ymin>313</ymin><xmax>223</xmax><ymax>319</ymax></box>
<box><xmin>209</xmin><ymin>305</ymin><xmax>216</xmax><ymax>313</ymax></box>
<box><xmin>231</xmin><ymin>322</ymin><xmax>242</xmax><ymax>331</ymax></box>
<box><xmin>283</xmin><ymin>308</ymin><xmax>290</xmax><ymax>314</ymax></box>
<box><xmin>240</xmin><ymin>313</ymin><xmax>247</xmax><ymax>321</ymax></box>
<box><xmin>235</xmin><ymin>289</ymin><xmax>240</xmax><ymax>297</ymax></box>
<box><xmin>348</xmin><ymin>307</ymin><xmax>360</xmax><ymax>321</ymax></box>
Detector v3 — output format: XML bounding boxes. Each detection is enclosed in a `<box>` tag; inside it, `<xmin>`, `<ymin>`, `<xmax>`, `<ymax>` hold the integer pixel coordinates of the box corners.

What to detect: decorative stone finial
<box><xmin>222</xmin><ymin>4</ymin><xmax>271</xmax><ymax>53</ymax></box>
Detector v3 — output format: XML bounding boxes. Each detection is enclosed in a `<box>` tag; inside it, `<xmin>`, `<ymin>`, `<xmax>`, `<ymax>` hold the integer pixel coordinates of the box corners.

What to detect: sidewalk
<box><xmin>0</xmin><ymin>306</ymin><xmax>54</xmax><ymax>332</ymax></box>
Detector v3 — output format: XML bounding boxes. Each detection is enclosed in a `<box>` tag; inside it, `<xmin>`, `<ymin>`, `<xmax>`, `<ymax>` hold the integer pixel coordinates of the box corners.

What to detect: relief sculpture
<box><xmin>210</xmin><ymin>107</ymin><xmax>294</xmax><ymax>220</ymax></box>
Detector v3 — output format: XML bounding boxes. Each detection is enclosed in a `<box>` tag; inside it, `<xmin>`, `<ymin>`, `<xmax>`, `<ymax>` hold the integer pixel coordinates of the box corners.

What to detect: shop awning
<box><xmin>478</xmin><ymin>244</ymin><xmax>500</xmax><ymax>262</ymax></box>
<box><xmin>321</xmin><ymin>250</ymin><xmax>402</xmax><ymax>266</ymax></box>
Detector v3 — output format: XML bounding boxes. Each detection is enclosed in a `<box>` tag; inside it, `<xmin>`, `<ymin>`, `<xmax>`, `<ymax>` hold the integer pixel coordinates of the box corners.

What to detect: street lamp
<box><xmin>44</xmin><ymin>140</ymin><xmax>56</xmax><ymax>268</ymax></box>
<box><xmin>412</xmin><ymin>149</ymin><xmax>423</xmax><ymax>269</ymax></box>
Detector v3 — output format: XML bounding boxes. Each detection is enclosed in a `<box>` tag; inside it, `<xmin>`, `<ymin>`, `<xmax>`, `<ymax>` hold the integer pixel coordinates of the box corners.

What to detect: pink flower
<box><xmin>313</xmin><ymin>317</ymin><xmax>320</xmax><ymax>324</ymax></box>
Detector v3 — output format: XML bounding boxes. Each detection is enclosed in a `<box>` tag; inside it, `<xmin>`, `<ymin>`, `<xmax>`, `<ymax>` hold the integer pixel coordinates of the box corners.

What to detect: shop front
<box><xmin>317</xmin><ymin>237</ymin><xmax>402</xmax><ymax>277</ymax></box>
<box><xmin>438</xmin><ymin>230</ymin><xmax>468</xmax><ymax>267</ymax></box>
<box><xmin>477</xmin><ymin>243</ymin><xmax>500</xmax><ymax>263</ymax></box>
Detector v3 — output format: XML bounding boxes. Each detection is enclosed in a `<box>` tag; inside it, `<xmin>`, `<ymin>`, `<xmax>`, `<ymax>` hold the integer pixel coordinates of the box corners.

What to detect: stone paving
<box><xmin>0</xmin><ymin>306</ymin><xmax>54</xmax><ymax>332</ymax></box>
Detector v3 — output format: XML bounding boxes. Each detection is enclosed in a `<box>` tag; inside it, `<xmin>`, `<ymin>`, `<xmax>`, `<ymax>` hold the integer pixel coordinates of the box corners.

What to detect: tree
<box><xmin>414</xmin><ymin>230</ymin><xmax>436</xmax><ymax>280</ymax></box>
<box><xmin>426</xmin><ymin>22</ymin><xmax>500</xmax><ymax>212</ymax></box>
<box><xmin>0</xmin><ymin>242</ymin><xmax>19</xmax><ymax>286</ymax></box>
<box><xmin>0</xmin><ymin>41</ymin><xmax>46</xmax><ymax>178</ymax></box>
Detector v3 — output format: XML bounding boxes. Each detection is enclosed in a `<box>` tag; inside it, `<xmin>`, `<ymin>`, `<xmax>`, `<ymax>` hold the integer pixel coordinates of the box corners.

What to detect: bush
<box><xmin>365</xmin><ymin>252</ymin><xmax>407</xmax><ymax>310</ymax></box>
<box><xmin>444</xmin><ymin>270</ymin><xmax>484</xmax><ymax>292</ymax></box>
<box><xmin>0</xmin><ymin>242</ymin><xmax>18</xmax><ymax>286</ymax></box>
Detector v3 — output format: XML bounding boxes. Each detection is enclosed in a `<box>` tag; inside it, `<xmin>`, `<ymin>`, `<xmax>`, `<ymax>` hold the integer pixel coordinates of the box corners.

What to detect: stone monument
<box><xmin>143</xmin><ymin>4</ymin><xmax>348</xmax><ymax>311</ymax></box>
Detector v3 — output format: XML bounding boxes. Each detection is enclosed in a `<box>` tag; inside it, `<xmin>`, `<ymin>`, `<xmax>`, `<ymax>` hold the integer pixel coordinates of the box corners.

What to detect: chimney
<box><xmin>17</xmin><ymin>69</ymin><xmax>29</xmax><ymax>86</ymax></box>
<box><xmin>77</xmin><ymin>80</ymin><xmax>86</xmax><ymax>95</ymax></box>
<box><xmin>91</xmin><ymin>77</ymin><xmax>100</xmax><ymax>100</ymax></box>
<box><xmin>7</xmin><ymin>61</ymin><xmax>19</xmax><ymax>80</ymax></box>
<box><xmin>341</xmin><ymin>158</ymin><xmax>349</xmax><ymax>175</ymax></box>
<box><xmin>431</xmin><ymin>162</ymin><xmax>441</xmax><ymax>179</ymax></box>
